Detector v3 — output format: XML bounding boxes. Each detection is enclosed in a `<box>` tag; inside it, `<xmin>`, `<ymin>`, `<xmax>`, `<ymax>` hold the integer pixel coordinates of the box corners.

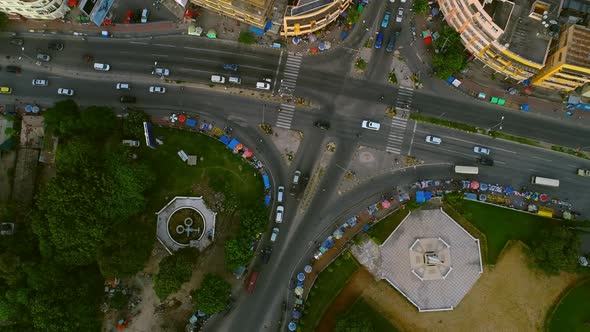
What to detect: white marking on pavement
<box><xmin>416</xmin><ymin>53</ymin><xmax>423</xmax><ymax>63</ymax></box>
<box><xmin>532</xmin><ymin>156</ymin><xmax>552</xmax><ymax>162</ymax></box>
<box><xmin>182</xmin><ymin>57</ymin><xmax>217</xmax><ymax>64</ymax></box>
<box><xmin>494</xmin><ymin>160</ymin><xmax>507</xmax><ymax>165</ymax></box>
<box><xmin>48</xmin><ymin>76</ymin><xmax>61</xmax><ymax>79</ymax></box>
<box><xmin>272</xmin><ymin>49</ymin><xmax>284</xmax><ymax>94</ymax></box>
<box><xmin>408</xmin><ymin>121</ymin><xmax>417</xmax><ymax>156</ymax></box>
<box><xmin>528</xmin><ymin>168</ymin><xmax>539</xmax><ymax>172</ymax></box>
<box><xmin>151</xmin><ymin>54</ymin><xmax>169</xmax><ymax>57</ymax></box>
<box><xmin>414</xmin><ymin>142</ymin><xmax>475</xmax><ymax>158</ymax></box>
<box><xmin>130</xmin><ymin>41</ymin><xmax>148</xmax><ymax>45</ymax></box>
<box><xmin>568</xmin><ymin>164</ymin><xmax>577</xmax><ymax>167</ymax></box>
<box><xmin>119</xmin><ymin>51</ymin><xmax>132</xmax><ymax>54</ymax></box>
<box><xmin>182</xmin><ymin>46</ymin><xmax>261</xmax><ymax>59</ymax></box>
<box><xmin>240</xmin><ymin>64</ymin><xmax>274</xmax><ymax>72</ymax></box>
<box><xmin>154</xmin><ymin>43</ymin><xmax>175</xmax><ymax>48</ymax></box>
<box><xmin>182</xmin><ymin>68</ymin><xmax>214</xmax><ymax>74</ymax></box>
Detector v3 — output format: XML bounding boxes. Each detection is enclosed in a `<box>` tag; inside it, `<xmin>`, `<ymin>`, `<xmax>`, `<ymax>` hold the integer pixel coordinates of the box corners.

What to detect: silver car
<box><xmin>32</xmin><ymin>79</ymin><xmax>48</xmax><ymax>86</ymax></box>
<box><xmin>57</xmin><ymin>88</ymin><xmax>74</xmax><ymax>96</ymax></box>
<box><xmin>361</xmin><ymin>120</ymin><xmax>381</xmax><ymax>131</ymax></box>
<box><xmin>36</xmin><ymin>53</ymin><xmax>51</xmax><ymax>62</ymax></box>
<box><xmin>149</xmin><ymin>86</ymin><xmax>166</xmax><ymax>94</ymax></box>
<box><xmin>473</xmin><ymin>146</ymin><xmax>491</xmax><ymax>155</ymax></box>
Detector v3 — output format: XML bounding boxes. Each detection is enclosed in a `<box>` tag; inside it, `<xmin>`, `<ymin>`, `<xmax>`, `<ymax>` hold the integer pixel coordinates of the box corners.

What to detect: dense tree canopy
<box><xmin>335</xmin><ymin>310</ymin><xmax>375</xmax><ymax>332</ymax></box>
<box><xmin>154</xmin><ymin>247</ymin><xmax>199</xmax><ymax>300</ymax></box>
<box><xmin>224</xmin><ymin>238</ymin><xmax>253</xmax><ymax>270</ymax></box>
<box><xmin>531</xmin><ymin>226</ymin><xmax>581</xmax><ymax>274</ymax></box>
<box><xmin>192</xmin><ymin>274</ymin><xmax>231</xmax><ymax>315</ymax></box>
<box><xmin>433</xmin><ymin>26</ymin><xmax>467</xmax><ymax>79</ymax></box>
<box><xmin>412</xmin><ymin>0</ymin><xmax>429</xmax><ymax>14</ymax></box>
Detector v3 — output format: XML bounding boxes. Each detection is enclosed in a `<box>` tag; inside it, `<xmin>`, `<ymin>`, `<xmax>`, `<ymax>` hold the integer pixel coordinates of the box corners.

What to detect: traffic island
<box><xmin>266</xmin><ymin>126</ymin><xmax>302</xmax><ymax>166</ymax></box>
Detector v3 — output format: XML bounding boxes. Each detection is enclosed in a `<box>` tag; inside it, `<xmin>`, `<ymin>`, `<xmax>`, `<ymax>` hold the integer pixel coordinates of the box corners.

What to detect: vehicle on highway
<box><xmin>223</xmin><ymin>64</ymin><xmax>239</xmax><ymax>71</ymax></box>
<box><xmin>290</xmin><ymin>170</ymin><xmax>301</xmax><ymax>195</ymax></box>
<box><xmin>119</xmin><ymin>96</ymin><xmax>137</xmax><ymax>103</ymax></box>
<box><xmin>6</xmin><ymin>66</ymin><xmax>21</xmax><ymax>74</ymax></box>
<box><xmin>454</xmin><ymin>165</ymin><xmax>479</xmax><ymax>174</ymax></box>
<box><xmin>275</xmin><ymin>206</ymin><xmax>284</xmax><ymax>223</ymax></box>
<box><xmin>32</xmin><ymin>79</ymin><xmax>48</xmax><ymax>86</ymax></box>
<box><xmin>0</xmin><ymin>87</ymin><xmax>12</xmax><ymax>94</ymax></box>
<box><xmin>314</xmin><ymin>120</ymin><xmax>330</xmax><ymax>130</ymax></box>
<box><xmin>361</xmin><ymin>120</ymin><xmax>381</xmax><ymax>131</ymax></box>
<box><xmin>425</xmin><ymin>135</ymin><xmax>442</xmax><ymax>144</ymax></box>
<box><xmin>246</xmin><ymin>271</ymin><xmax>259</xmax><ymax>294</ymax></box>
<box><xmin>270</xmin><ymin>227</ymin><xmax>279</xmax><ymax>242</ymax></box>
<box><xmin>116</xmin><ymin>83</ymin><xmax>130</xmax><ymax>90</ymax></box>
<box><xmin>9</xmin><ymin>38</ymin><xmax>24</xmax><ymax>46</ymax></box>
<box><xmin>386</xmin><ymin>31</ymin><xmax>399</xmax><ymax>52</ymax></box>
<box><xmin>36</xmin><ymin>53</ymin><xmax>51</xmax><ymax>62</ymax></box>
<box><xmin>93</xmin><ymin>63</ymin><xmax>110</xmax><ymax>71</ymax></box>
<box><xmin>141</xmin><ymin>8</ymin><xmax>149</xmax><ymax>23</ymax></box>
<box><xmin>57</xmin><ymin>88</ymin><xmax>74</xmax><ymax>96</ymax></box>
<box><xmin>396</xmin><ymin>8</ymin><xmax>404</xmax><ymax>23</ymax></box>
<box><xmin>152</xmin><ymin>67</ymin><xmax>170</xmax><ymax>76</ymax></box>
<box><xmin>122</xmin><ymin>140</ymin><xmax>140</xmax><ymax>147</ymax></box>
<box><xmin>229</xmin><ymin>76</ymin><xmax>241</xmax><ymax>84</ymax></box>
<box><xmin>149</xmin><ymin>86</ymin><xmax>166</xmax><ymax>94</ymax></box>
<box><xmin>381</xmin><ymin>11</ymin><xmax>391</xmax><ymax>28</ymax></box>
<box><xmin>256</xmin><ymin>82</ymin><xmax>271</xmax><ymax>90</ymax></box>
<box><xmin>48</xmin><ymin>42</ymin><xmax>64</xmax><ymax>51</ymax></box>
<box><xmin>375</xmin><ymin>32</ymin><xmax>384</xmax><ymax>49</ymax></box>
<box><xmin>261</xmin><ymin>246</ymin><xmax>272</xmax><ymax>264</ymax></box>
<box><xmin>531</xmin><ymin>176</ymin><xmax>559</xmax><ymax>187</ymax></box>
<box><xmin>477</xmin><ymin>157</ymin><xmax>494</xmax><ymax>166</ymax></box>
<box><xmin>277</xmin><ymin>186</ymin><xmax>285</xmax><ymax>203</ymax></box>
<box><xmin>578</xmin><ymin>168</ymin><xmax>590</xmax><ymax>177</ymax></box>
<box><xmin>211</xmin><ymin>75</ymin><xmax>226</xmax><ymax>83</ymax></box>
<box><xmin>473</xmin><ymin>146</ymin><xmax>491</xmax><ymax>155</ymax></box>
<box><xmin>124</xmin><ymin>10</ymin><xmax>133</xmax><ymax>24</ymax></box>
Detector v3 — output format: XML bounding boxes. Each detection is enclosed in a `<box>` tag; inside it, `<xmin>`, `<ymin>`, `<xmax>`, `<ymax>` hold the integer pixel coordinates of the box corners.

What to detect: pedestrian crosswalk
<box><xmin>276</xmin><ymin>104</ymin><xmax>296</xmax><ymax>129</ymax></box>
<box><xmin>385</xmin><ymin>117</ymin><xmax>408</xmax><ymax>154</ymax></box>
<box><xmin>279</xmin><ymin>53</ymin><xmax>303</xmax><ymax>96</ymax></box>
<box><xmin>395</xmin><ymin>86</ymin><xmax>414</xmax><ymax>112</ymax></box>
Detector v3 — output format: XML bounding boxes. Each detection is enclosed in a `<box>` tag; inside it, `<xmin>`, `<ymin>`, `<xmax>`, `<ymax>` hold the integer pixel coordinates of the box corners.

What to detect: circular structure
<box><xmin>167</xmin><ymin>207</ymin><xmax>205</xmax><ymax>244</ymax></box>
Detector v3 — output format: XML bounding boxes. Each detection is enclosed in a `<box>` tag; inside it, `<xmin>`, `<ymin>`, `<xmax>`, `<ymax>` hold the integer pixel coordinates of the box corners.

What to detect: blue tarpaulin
<box><xmin>416</xmin><ymin>191</ymin><xmax>433</xmax><ymax>203</ymax></box>
<box><xmin>263</xmin><ymin>194</ymin><xmax>271</xmax><ymax>206</ymax></box>
<box><xmin>262</xmin><ymin>174</ymin><xmax>270</xmax><ymax>190</ymax></box>
<box><xmin>185</xmin><ymin>119</ymin><xmax>197</xmax><ymax>127</ymax></box>
<box><xmin>264</xmin><ymin>20</ymin><xmax>272</xmax><ymax>31</ymax></box>
<box><xmin>228</xmin><ymin>138</ymin><xmax>240</xmax><ymax>150</ymax></box>
<box><xmin>321</xmin><ymin>238</ymin><xmax>335</xmax><ymax>249</ymax></box>
<box><xmin>219</xmin><ymin>135</ymin><xmax>231</xmax><ymax>145</ymax></box>
<box><xmin>249</xmin><ymin>26</ymin><xmax>265</xmax><ymax>36</ymax></box>
<box><xmin>464</xmin><ymin>193</ymin><xmax>478</xmax><ymax>200</ymax></box>
<box><xmin>446</xmin><ymin>76</ymin><xmax>455</xmax><ymax>84</ymax></box>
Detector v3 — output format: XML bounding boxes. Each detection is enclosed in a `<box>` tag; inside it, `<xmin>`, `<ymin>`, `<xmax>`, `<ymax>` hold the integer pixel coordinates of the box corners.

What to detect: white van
<box><xmin>116</xmin><ymin>83</ymin><xmax>130</xmax><ymax>90</ymax></box>
<box><xmin>531</xmin><ymin>176</ymin><xmax>560</xmax><ymax>187</ymax></box>
<box><xmin>270</xmin><ymin>227</ymin><xmax>279</xmax><ymax>242</ymax></box>
<box><xmin>454</xmin><ymin>165</ymin><xmax>479</xmax><ymax>175</ymax></box>
<box><xmin>277</xmin><ymin>186</ymin><xmax>285</xmax><ymax>203</ymax></box>
<box><xmin>229</xmin><ymin>76</ymin><xmax>241</xmax><ymax>85</ymax></box>
<box><xmin>141</xmin><ymin>9</ymin><xmax>149</xmax><ymax>23</ymax></box>
<box><xmin>211</xmin><ymin>75</ymin><xmax>226</xmax><ymax>84</ymax></box>
<box><xmin>94</xmin><ymin>63</ymin><xmax>110</xmax><ymax>71</ymax></box>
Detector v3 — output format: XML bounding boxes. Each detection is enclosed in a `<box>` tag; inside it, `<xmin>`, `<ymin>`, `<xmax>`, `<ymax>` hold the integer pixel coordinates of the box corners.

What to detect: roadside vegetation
<box><xmin>432</xmin><ymin>25</ymin><xmax>467</xmax><ymax>79</ymax></box>
<box><xmin>238</xmin><ymin>31</ymin><xmax>256</xmax><ymax>44</ymax></box>
<box><xmin>388</xmin><ymin>71</ymin><xmax>398</xmax><ymax>84</ymax></box>
<box><xmin>335</xmin><ymin>298</ymin><xmax>399</xmax><ymax>332</ymax></box>
<box><xmin>367</xmin><ymin>208</ymin><xmax>409</xmax><ymax>245</ymax></box>
<box><xmin>355</xmin><ymin>58</ymin><xmax>367</xmax><ymax>71</ymax></box>
<box><xmin>154</xmin><ymin>247</ymin><xmax>199</xmax><ymax>300</ymax></box>
<box><xmin>547</xmin><ymin>279</ymin><xmax>590</xmax><ymax>331</ymax></box>
<box><xmin>191</xmin><ymin>273</ymin><xmax>232</xmax><ymax>315</ymax></box>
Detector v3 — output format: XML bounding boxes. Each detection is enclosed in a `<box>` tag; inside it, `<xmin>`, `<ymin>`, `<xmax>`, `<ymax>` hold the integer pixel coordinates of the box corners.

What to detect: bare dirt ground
<box><xmin>360</xmin><ymin>242</ymin><xmax>581</xmax><ymax>332</ymax></box>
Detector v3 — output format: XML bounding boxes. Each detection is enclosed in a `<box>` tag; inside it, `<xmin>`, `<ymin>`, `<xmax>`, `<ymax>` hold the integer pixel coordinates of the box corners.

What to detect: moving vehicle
<box><xmin>141</xmin><ymin>8</ymin><xmax>149</xmax><ymax>23</ymax></box>
<box><xmin>57</xmin><ymin>88</ymin><xmax>74</xmax><ymax>96</ymax></box>
<box><xmin>473</xmin><ymin>146</ymin><xmax>491</xmax><ymax>155</ymax></box>
<box><xmin>531</xmin><ymin>176</ymin><xmax>559</xmax><ymax>187</ymax></box>
<box><xmin>116</xmin><ymin>83</ymin><xmax>130</xmax><ymax>90</ymax></box>
<box><xmin>32</xmin><ymin>79</ymin><xmax>48</xmax><ymax>86</ymax></box>
<box><xmin>36</xmin><ymin>53</ymin><xmax>51</xmax><ymax>62</ymax></box>
<box><xmin>229</xmin><ymin>76</ymin><xmax>241</xmax><ymax>84</ymax></box>
<box><xmin>119</xmin><ymin>96</ymin><xmax>137</xmax><ymax>103</ymax></box>
<box><xmin>256</xmin><ymin>82</ymin><xmax>271</xmax><ymax>90</ymax></box>
<box><xmin>381</xmin><ymin>11</ymin><xmax>391</xmax><ymax>28</ymax></box>
<box><xmin>48</xmin><ymin>42</ymin><xmax>64</xmax><ymax>51</ymax></box>
<box><xmin>454</xmin><ymin>165</ymin><xmax>479</xmax><ymax>174</ymax></box>
<box><xmin>277</xmin><ymin>186</ymin><xmax>285</xmax><ymax>203</ymax></box>
<box><xmin>211</xmin><ymin>75</ymin><xmax>225</xmax><ymax>83</ymax></box>
<box><xmin>261</xmin><ymin>246</ymin><xmax>272</xmax><ymax>264</ymax></box>
<box><xmin>361</xmin><ymin>120</ymin><xmax>381</xmax><ymax>131</ymax></box>
<box><xmin>9</xmin><ymin>38</ymin><xmax>24</xmax><ymax>46</ymax></box>
<box><xmin>6</xmin><ymin>66</ymin><xmax>21</xmax><ymax>74</ymax></box>
<box><xmin>477</xmin><ymin>157</ymin><xmax>494</xmax><ymax>166</ymax></box>
<box><xmin>290</xmin><ymin>170</ymin><xmax>301</xmax><ymax>195</ymax></box>
<box><xmin>375</xmin><ymin>32</ymin><xmax>384</xmax><ymax>49</ymax></box>
<box><xmin>152</xmin><ymin>67</ymin><xmax>170</xmax><ymax>76</ymax></box>
<box><xmin>223</xmin><ymin>64</ymin><xmax>239</xmax><ymax>71</ymax></box>
<box><xmin>577</xmin><ymin>168</ymin><xmax>590</xmax><ymax>177</ymax></box>
<box><xmin>0</xmin><ymin>87</ymin><xmax>12</xmax><ymax>94</ymax></box>
<box><xmin>93</xmin><ymin>63</ymin><xmax>110</xmax><ymax>71</ymax></box>
<box><xmin>270</xmin><ymin>227</ymin><xmax>279</xmax><ymax>242</ymax></box>
<box><xmin>396</xmin><ymin>8</ymin><xmax>404</xmax><ymax>23</ymax></box>
<box><xmin>149</xmin><ymin>86</ymin><xmax>166</xmax><ymax>93</ymax></box>
<box><xmin>246</xmin><ymin>271</ymin><xmax>259</xmax><ymax>294</ymax></box>
<box><xmin>314</xmin><ymin>120</ymin><xmax>330</xmax><ymax>130</ymax></box>
<box><xmin>425</xmin><ymin>136</ymin><xmax>442</xmax><ymax>144</ymax></box>
<box><xmin>124</xmin><ymin>10</ymin><xmax>133</xmax><ymax>24</ymax></box>
<box><xmin>275</xmin><ymin>206</ymin><xmax>284</xmax><ymax>223</ymax></box>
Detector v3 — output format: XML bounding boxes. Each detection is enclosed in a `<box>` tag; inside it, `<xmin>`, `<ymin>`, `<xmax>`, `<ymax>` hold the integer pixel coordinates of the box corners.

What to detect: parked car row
<box><xmin>211</xmin><ymin>74</ymin><xmax>272</xmax><ymax>90</ymax></box>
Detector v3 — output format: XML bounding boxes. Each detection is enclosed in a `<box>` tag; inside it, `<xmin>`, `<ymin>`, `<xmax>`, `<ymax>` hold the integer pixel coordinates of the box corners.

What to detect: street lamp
<box><xmin>488</xmin><ymin>116</ymin><xmax>505</xmax><ymax>132</ymax></box>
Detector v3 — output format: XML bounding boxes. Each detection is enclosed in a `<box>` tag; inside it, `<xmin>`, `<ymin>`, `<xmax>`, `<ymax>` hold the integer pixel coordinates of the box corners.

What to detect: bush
<box><xmin>412</xmin><ymin>0</ymin><xmax>429</xmax><ymax>14</ymax></box>
<box><xmin>388</xmin><ymin>72</ymin><xmax>398</xmax><ymax>84</ymax></box>
<box><xmin>192</xmin><ymin>274</ymin><xmax>231</xmax><ymax>315</ymax></box>
<box><xmin>238</xmin><ymin>32</ymin><xmax>256</xmax><ymax>44</ymax></box>
<box><xmin>355</xmin><ymin>58</ymin><xmax>367</xmax><ymax>71</ymax></box>
<box><xmin>153</xmin><ymin>247</ymin><xmax>199</xmax><ymax>300</ymax></box>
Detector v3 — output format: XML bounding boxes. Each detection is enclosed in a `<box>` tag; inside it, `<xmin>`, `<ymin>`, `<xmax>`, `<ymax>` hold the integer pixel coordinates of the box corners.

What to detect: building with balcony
<box><xmin>191</xmin><ymin>0</ymin><xmax>274</xmax><ymax>28</ymax></box>
<box><xmin>532</xmin><ymin>24</ymin><xmax>590</xmax><ymax>91</ymax></box>
<box><xmin>0</xmin><ymin>0</ymin><xmax>69</xmax><ymax>20</ymax></box>
<box><xmin>439</xmin><ymin>0</ymin><xmax>563</xmax><ymax>82</ymax></box>
<box><xmin>282</xmin><ymin>0</ymin><xmax>351</xmax><ymax>37</ymax></box>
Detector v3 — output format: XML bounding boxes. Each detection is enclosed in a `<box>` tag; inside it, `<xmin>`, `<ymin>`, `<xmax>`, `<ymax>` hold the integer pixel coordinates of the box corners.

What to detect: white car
<box><xmin>152</xmin><ymin>67</ymin><xmax>170</xmax><ymax>76</ymax></box>
<box><xmin>116</xmin><ymin>83</ymin><xmax>130</xmax><ymax>90</ymax></box>
<box><xmin>275</xmin><ymin>206</ymin><xmax>284</xmax><ymax>223</ymax></box>
<box><xmin>141</xmin><ymin>8</ymin><xmax>149</xmax><ymax>23</ymax></box>
<box><xmin>473</xmin><ymin>146</ymin><xmax>491</xmax><ymax>155</ymax></box>
<box><xmin>270</xmin><ymin>227</ymin><xmax>279</xmax><ymax>242</ymax></box>
<box><xmin>57</xmin><ymin>88</ymin><xmax>74</xmax><ymax>96</ymax></box>
<box><xmin>425</xmin><ymin>136</ymin><xmax>442</xmax><ymax>144</ymax></box>
<box><xmin>396</xmin><ymin>8</ymin><xmax>404</xmax><ymax>23</ymax></box>
<box><xmin>256</xmin><ymin>82</ymin><xmax>271</xmax><ymax>90</ymax></box>
<box><xmin>93</xmin><ymin>63</ymin><xmax>110</xmax><ymax>71</ymax></box>
<box><xmin>149</xmin><ymin>86</ymin><xmax>166</xmax><ymax>94</ymax></box>
<box><xmin>361</xmin><ymin>120</ymin><xmax>381</xmax><ymax>131</ymax></box>
<box><xmin>32</xmin><ymin>79</ymin><xmax>48</xmax><ymax>86</ymax></box>
<box><xmin>277</xmin><ymin>186</ymin><xmax>285</xmax><ymax>203</ymax></box>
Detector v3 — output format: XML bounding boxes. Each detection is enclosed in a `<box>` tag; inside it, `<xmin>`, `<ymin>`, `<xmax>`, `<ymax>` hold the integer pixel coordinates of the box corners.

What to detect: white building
<box><xmin>0</xmin><ymin>0</ymin><xmax>69</xmax><ymax>20</ymax></box>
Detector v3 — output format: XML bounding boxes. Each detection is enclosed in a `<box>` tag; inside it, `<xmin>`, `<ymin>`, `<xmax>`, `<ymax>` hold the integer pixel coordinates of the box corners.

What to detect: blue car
<box><xmin>375</xmin><ymin>32</ymin><xmax>384</xmax><ymax>49</ymax></box>
<box><xmin>386</xmin><ymin>31</ymin><xmax>399</xmax><ymax>52</ymax></box>
<box><xmin>223</xmin><ymin>64</ymin><xmax>238</xmax><ymax>71</ymax></box>
<box><xmin>381</xmin><ymin>11</ymin><xmax>391</xmax><ymax>28</ymax></box>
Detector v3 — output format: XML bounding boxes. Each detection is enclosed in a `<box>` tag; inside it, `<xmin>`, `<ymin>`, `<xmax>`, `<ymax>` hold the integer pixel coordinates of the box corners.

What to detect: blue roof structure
<box><xmin>262</xmin><ymin>174</ymin><xmax>270</xmax><ymax>190</ymax></box>
<box><xmin>228</xmin><ymin>138</ymin><xmax>240</xmax><ymax>150</ymax></box>
<box><xmin>264</xmin><ymin>194</ymin><xmax>271</xmax><ymax>206</ymax></box>
<box><xmin>219</xmin><ymin>135</ymin><xmax>231</xmax><ymax>145</ymax></box>
<box><xmin>186</xmin><ymin>119</ymin><xmax>197</xmax><ymax>127</ymax></box>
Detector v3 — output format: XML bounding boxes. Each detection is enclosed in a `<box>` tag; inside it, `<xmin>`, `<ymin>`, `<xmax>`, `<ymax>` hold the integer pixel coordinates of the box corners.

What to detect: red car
<box><xmin>124</xmin><ymin>10</ymin><xmax>133</xmax><ymax>24</ymax></box>
<box><xmin>246</xmin><ymin>271</ymin><xmax>259</xmax><ymax>294</ymax></box>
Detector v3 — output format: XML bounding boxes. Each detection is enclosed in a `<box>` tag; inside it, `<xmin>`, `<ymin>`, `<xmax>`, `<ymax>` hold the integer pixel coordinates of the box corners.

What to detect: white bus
<box><xmin>531</xmin><ymin>176</ymin><xmax>560</xmax><ymax>187</ymax></box>
<box><xmin>454</xmin><ymin>165</ymin><xmax>479</xmax><ymax>175</ymax></box>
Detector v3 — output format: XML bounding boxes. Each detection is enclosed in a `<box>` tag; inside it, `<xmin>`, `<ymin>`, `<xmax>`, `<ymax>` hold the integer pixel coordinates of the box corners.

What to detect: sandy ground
<box><xmin>359</xmin><ymin>242</ymin><xmax>580</xmax><ymax>332</ymax></box>
<box><xmin>268</xmin><ymin>127</ymin><xmax>302</xmax><ymax>167</ymax></box>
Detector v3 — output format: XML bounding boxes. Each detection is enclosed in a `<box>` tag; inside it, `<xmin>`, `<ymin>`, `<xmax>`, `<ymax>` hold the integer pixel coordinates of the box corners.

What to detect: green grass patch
<box><xmin>355</xmin><ymin>58</ymin><xmax>367</xmax><ymax>71</ymax></box>
<box><xmin>342</xmin><ymin>298</ymin><xmax>400</xmax><ymax>332</ymax></box>
<box><xmin>142</xmin><ymin>128</ymin><xmax>264</xmax><ymax>211</ymax></box>
<box><xmin>547</xmin><ymin>279</ymin><xmax>590</xmax><ymax>331</ymax></box>
<box><xmin>301</xmin><ymin>253</ymin><xmax>359</xmax><ymax>332</ymax></box>
<box><xmin>367</xmin><ymin>208</ymin><xmax>409</xmax><ymax>245</ymax></box>
<box><xmin>489</xmin><ymin>131</ymin><xmax>541</xmax><ymax>147</ymax></box>
<box><xmin>551</xmin><ymin>145</ymin><xmax>589</xmax><ymax>160</ymax></box>
<box><xmin>410</xmin><ymin>113</ymin><xmax>480</xmax><ymax>133</ymax></box>
<box><xmin>453</xmin><ymin>200</ymin><xmax>560</xmax><ymax>264</ymax></box>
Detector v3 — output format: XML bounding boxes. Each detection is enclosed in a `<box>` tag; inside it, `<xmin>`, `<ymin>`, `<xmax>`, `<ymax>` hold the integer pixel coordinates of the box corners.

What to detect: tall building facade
<box><xmin>532</xmin><ymin>24</ymin><xmax>590</xmax><ymax>91</ymax></box>
<box><xmin>191</xmin><ymin>0</ymin><xmax>274</xmax><ymax>28</ymax></box>
<box><xmin>0</xmin><ymin>0</ymin><xmax>69</xmax><ymax>20</ymax></box>
<box><xmin>282</xmin><ymin>0</ymin><xmax>352</xmax><ymax>37</ymax></box>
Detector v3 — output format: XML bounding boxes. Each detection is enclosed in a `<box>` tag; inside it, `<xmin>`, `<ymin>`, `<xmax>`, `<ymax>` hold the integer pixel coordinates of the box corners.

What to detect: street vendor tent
<box><xmin>264</xmin><ymin>194</ymin><xmax>271</xmax><ymax>206</ymax></box>
<box><xmin>416</xmin><ymin>191</ymin><xmax>432</xmax><ymax>203</ymax></box>
<box><xmin>219</xmin><ymin>135</ymin><xmax>231</xmax><ymax>145</ymax></box>
<box><xmin>228</xmin><ymin>138</ymin><xmax>240</xmax><ymax>150</ymax></box>
<box><xmin>262</xmin><ymin>174</ymin><xmax>270</xmax><ymax>190</ymax></box>
<box><xmin>185</xmin><ymin>119</ymin><xmax>197</xmax><ymax>127</ymax></box>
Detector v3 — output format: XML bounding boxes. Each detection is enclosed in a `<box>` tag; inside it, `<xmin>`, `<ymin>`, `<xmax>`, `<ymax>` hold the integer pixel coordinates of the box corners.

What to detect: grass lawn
<box><xmin>548</xmin><ymin>279</ymin><xmax>590</xmax><ymax>331</ymax></box>
<box><xmin>367</xmin><ymin>208</ymin><xmax>410</xmax><ymax>245</ymax></box>
<box><xmin>458</xmin><ymin>200</ymin><xmax>560</xmax><ymax>264</ymax></box>
<box><xmin>301</xmin><ymin>253</ymin><xmax>359</xmax><ymax>332</ymax></box>
<box><xmin>344</xmin><ymin>298</ymin><xmax>399</xmax><ymax>332</ymax></box>
<box><xmin>142</xmin><ymin>128</ymin><xmax>264</xmax><ymax>211</ymax></box>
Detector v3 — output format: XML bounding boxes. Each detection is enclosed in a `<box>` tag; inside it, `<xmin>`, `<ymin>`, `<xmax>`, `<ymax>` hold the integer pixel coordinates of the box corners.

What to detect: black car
<box><xmin>9</xmin><ymin>38</ymin><xmax>24</xmax><ymax>46</ymax></box>
<box><xmin>314</xmin><ymin>120</ymin><xmax>330</xmax><ymax>130</ymax></box>
<box><xmin>261</xmin><ymin>246</ymin><xmax>272</xmax><ymax>264</ymax></box>
<box><xmin>48</xmin><ymin>42</ymin><xmax>64</xmax><ymax>51</ymax></box>
<box><xmin>120</xmin><ymin>96</ymin><xmax>137</xmax><ymax>103</ymax></box>
<box><xmin>6</xmin><ymin>66</ymin><xmax>21</xmax><ymax>74</ymax></box>
<box><xmin>477</xmin><ymin>157</ymin><xmax>494</xmax><ymax>166</ymax></box>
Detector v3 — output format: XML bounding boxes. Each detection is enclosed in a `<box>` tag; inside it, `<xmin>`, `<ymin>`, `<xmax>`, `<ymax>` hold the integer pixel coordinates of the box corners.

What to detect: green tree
<box><xmin>0</xmin><ymin>13</ymin><xmax>8</xmax><ymax>31</ymax></box>
<box><xmin>80</xmin><ymin>106</ymin><xmax>117</xmax><ymax>139</ymax></box>
<box><xmin>55</xmin><ymin>138</ymin><xmax>98</xmax><ymax>174</ymax></box>
<box><xmin>4</xmin><ymin>127</ymin><xmax>17</xmax><ymax>137</ymax></box>
<box><xmin>531</xmin><ymin>226</ymin><xmax>580</xmax><ymax>274</ymax></box>
<box><xmin>224</xmin><ymin>238</ymin><xmax>253</xmax><ymax>269</ymax></box>
<box><xmin>412</xmin><ymin>0</ymin><xmax>429</xmax><ymax>14</ymax></box>
<box><xmin>238</xmin><ymin>207</ymin><xmax>268</xmax><ymax>239</ymax></box>
<box><xmin>192</xmin><ymin>274</ymin><xmax>231</xmax><ymax>315</ymax></box>
<box><xmin>433</xmin><ymin>26</ymin><xmax>467</xmax><ymax>79</ymax></box>
<box><xmin>123</xmin><ymin>109</ymin><xmax>151</xmax><ymax>139</ymax></box>
<box><xmin>334</xmin><ymin>310</ymin><xmax>375</xmax><ymax>332</ymax></box>
<box><xmin>0</xmin><ymin>253</ymin><xmax>24</xmax><ymax>286</ymax></box>
<box><xmin>347</xmin><ymin>6</ymin><xmax>360</xmax><ymax>25</ymax></box>
<box><xmin>43</xmin><ymin>100</ymin><xmax>81</xmax><ymax>137</ymax></box>
<box><xmin>154</xmin><ymin>247</ymin><xmax>198</xmax><ymax>300</ymax></box>
<box><xmin>238</xmin><ymin>32</ymin><xmax>256</xmax><ymax>44</ymax></box>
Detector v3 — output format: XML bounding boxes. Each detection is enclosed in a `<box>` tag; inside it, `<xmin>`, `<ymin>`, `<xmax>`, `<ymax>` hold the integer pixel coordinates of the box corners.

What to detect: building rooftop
<box><xmin>565</xmin><ymin>24</ymin><xmax>590</xmax><ymax>67</ymax></box>
<box><xmin>290</xmin><ymin>0</ymin><xmax>334</xmax><ymax>16</ymax></box>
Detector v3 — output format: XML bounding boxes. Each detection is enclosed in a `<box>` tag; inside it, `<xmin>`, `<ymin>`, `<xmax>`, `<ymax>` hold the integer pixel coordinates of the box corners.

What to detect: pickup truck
<box><xmin>577</xmin><ymin>168</ymin><xmax>590</xmax><ymax>177</ymax></box>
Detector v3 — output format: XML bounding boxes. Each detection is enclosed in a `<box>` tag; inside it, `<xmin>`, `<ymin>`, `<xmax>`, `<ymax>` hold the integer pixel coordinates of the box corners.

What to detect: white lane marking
<box><xmin>182</xmin><ymin>57</ymin><xmax>217</xmax><ymax>63</ymax></box>
<box><xmin>182</xmin><ymin>46</ymin><xmax>261</xmax><ymax>59</ymax></box>
<box><xmin>532</xmin><ymin>156</ymin><xmax>552</xmax><ymax>162</ymax></box>
<box><xmin>414</xmin><ymin>129</ymin><xmax>517</xmax><ymax>153</ymax></box>
<box><xmin>154</xmin><ymin>43</ymin><xmax>175</xmax><ymax>48</ymax></box>
<box><xmin>529</xmin><ymin>168</ymin><xmax>539</xmax><ymax>172</ymax></box>
<box><xmin>273</xmin><ymin>49</ymin><xmax>284</xmax><ymax>93</ymax></box>
<box><xmin>413</xmin><ymin>142</ymin><xmax>475</xmax><ymax>158</ymax></box>
<box><xmin>119</xmin><ymin>51</ymin><xmax>132</xmax><ymax>54</ymax></box>
<box><xmin>130</xmin><ymin>41</ymin><xmax>148</xmax><ymax>45</ymax></box>
<box><xmin>182</xmin><ymin>68</ymin><xmax>213</xmax><ymax>74</ymax></box>
<box><xmin>151</xmin><ymin>54</ymin><xmax>169</xmax><ymax>57</ymax></box>
<box><xmin>240</xmin><ymin>64</ymin><xmax>274</xmax><ymax>72</ymax></box>
<box><xmin>568</xmin><ymin>164</ymin><xmax>578</xmax><ymax>167</ymax></box>
<box><xmin>494</xmin><ymin>160</ymin><xmax>507</xmax><ymax>165</ymax></box>
<box><xmin>48</xmin><ymin>76</ymin><xmax>61</xmax><ymax>79</ymax></box>
<box><xmin>407</xmin><ymin>121</ymin><xmax>417</xmax><ymax>156</ymax></box>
